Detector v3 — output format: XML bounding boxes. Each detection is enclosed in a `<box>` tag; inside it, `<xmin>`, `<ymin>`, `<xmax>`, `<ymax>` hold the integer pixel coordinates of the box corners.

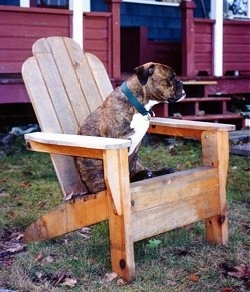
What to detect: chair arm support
<box><xmin>24</xmin><ymin>132</ymin><xmax>131</xmax><ymax>159</ymax></box>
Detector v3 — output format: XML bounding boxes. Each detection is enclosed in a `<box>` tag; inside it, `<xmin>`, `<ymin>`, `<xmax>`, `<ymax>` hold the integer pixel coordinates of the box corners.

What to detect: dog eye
<box><xmin>171</xmin><ymin>73</ymin><xmax>176</xmax><ymax>81</ymax></box>
<box><xmin>168</xmin><ymin>73</ymin><xmax>176</xmax><ymax>85</ymax></box>
<box><xmin>167</xmin><ymin>78</ymin><xmax>175</xmax><ymax>87</ymax></box>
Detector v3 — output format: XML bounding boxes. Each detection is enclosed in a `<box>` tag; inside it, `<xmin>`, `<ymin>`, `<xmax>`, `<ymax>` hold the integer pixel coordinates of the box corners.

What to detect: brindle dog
<box><xmin>75</xmin><ymin>62</ymin><xmax>186</xmax><ymax>194</ymax></box>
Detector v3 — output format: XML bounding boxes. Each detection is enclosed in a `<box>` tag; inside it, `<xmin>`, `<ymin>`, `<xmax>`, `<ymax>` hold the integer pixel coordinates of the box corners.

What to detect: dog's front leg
<box><xmin>129</xmin><ymin>145</ymin><xmax>175</xmax><ymax>183</ymax></box>
<box><xmin>75</xmin><ymin>157</ymin><xmax>106</xmax><ymax>194</ymax></box>
<box><xmin>128</xmin><ymin>147</ymin><xmax>153</xmax><ymax>182</ymax></box>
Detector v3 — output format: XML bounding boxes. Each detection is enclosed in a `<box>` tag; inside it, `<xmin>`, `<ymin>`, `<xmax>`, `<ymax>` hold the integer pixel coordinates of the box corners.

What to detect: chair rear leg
<box><xmin>23</xmin><ymin>192</ymin><xmax>108</xmax><ymax>242</ymax></box>
<box><xmin>202</xmin><ymin>131</ymin><xmax>229</xmax><ymax>245</ymax></box>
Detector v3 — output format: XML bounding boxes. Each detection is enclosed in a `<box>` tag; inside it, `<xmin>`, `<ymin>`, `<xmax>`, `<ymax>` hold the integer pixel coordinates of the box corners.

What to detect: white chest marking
<box><xmin>128</xmin><ymin>113</ymin><xmax>149</xmax><ymax>155</ymax></box>
<box><xmin>128</xmin><ymin>99</ymin><xmax>160</xmax><ymax>155</ymax></box>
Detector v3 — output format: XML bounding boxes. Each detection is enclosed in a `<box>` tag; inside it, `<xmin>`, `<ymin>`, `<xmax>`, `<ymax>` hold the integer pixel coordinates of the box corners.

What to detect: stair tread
<box><xmin>179</xmin><ymin>97</ymin><xmax>231</xmax><ymax>102</ymax></box>
<box><xmin>169</xmin><ymin>113</ymin><xmax>243</xmax><ymax>120</ymax></box>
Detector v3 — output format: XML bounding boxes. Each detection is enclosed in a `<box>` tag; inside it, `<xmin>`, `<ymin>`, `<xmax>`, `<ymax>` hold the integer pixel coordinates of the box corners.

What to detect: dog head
<box><xmin>134</xmin><ymin>62</ymin><xmax>186</xmax><ymax>104</ymax></box>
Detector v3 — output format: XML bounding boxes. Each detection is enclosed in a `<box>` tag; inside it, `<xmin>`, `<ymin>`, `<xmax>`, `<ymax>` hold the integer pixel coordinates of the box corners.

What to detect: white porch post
<box><xmin>210</xmin><ymin>0</ymin><xmax>223</xmax><ymax>76</ymax></box>
<box><xmin>20</xmin><ymin>0</ymin><xmax>30</xmax><ymax>7</ymax></box>
<box><xmin>69</xmin><ymin>0</ymin><xmax>90</xmax><ymax>49</ymax></box>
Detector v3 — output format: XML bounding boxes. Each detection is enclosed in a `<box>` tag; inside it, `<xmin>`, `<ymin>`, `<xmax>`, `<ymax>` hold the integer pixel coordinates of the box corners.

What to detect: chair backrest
<box><xmin>22</xmin><ymin>37</ymin><xmax>113</xmax><ymax>196</ymax></box>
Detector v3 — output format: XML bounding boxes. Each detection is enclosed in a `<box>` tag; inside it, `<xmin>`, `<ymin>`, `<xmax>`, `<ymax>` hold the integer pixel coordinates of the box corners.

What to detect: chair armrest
<box><xmin>25</xmin><ymin>132</ymin><xmax>131</xmax><ymax>149</ymax></box>
<box><xmin>149</xmin><ymin>117</ymin><xmax>235</xmax><ymax>139</ymax></box>
<box><xmin>24</xmin><ymin>132</ymin><xmax>131</xmax><ymax>159</ymax></box>
<box><xmin>150</xmin><ymin>117</ymin><xmax>235</xmax><ymax>131</ymax></box>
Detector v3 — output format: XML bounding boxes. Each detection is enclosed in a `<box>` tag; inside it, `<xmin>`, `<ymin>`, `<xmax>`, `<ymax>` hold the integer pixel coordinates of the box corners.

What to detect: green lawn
<box><xmin>0</xmin><ymin>135</ymin><xmax>249</xmax><ymax>291</ymax></box>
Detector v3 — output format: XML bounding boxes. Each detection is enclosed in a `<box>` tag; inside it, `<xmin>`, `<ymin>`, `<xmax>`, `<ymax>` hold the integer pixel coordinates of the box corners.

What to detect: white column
<box><xmin>83</xmin><ymin>0</ymin><xmax>91</xmax><ymax>12</ymax></box>
<box><xmin>20</xmin><ymin>0</ymin><xmax>30</xmax><ymax>7</ymax></box>
<box><xmin>69</xmin><ymin>0</ymin><xmax>90</xmax><ymax>49</ymax></box>
<box><xmin>210</xmin><ymin>0</ymin><xmax>223</xmax><ymax>76</ymax></box>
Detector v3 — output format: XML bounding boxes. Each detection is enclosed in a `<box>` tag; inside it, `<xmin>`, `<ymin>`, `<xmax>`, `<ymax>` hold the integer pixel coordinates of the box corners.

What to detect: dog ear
<box><xmin>134</xmin><ymin>63</ymin><xmax>155</xmax><ymax>85</ymax></box>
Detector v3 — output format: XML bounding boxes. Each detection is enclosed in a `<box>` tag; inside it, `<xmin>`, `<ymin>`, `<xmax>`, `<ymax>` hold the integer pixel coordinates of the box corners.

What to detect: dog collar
<box><xmin>121</xmin><ymin>81</ymin><xmax>153</xmax><ymax>120</ymax></box>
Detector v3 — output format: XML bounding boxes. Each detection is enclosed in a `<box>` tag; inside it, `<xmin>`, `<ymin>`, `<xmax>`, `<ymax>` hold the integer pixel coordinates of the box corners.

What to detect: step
<box><xmin>154</xmin><ymin>97</ymin><xmax>234</xmax><ymax>117</ymax></box>
<box><xmin>230</xmin><ymin>143</ymin><xmax>250</xmax><ymax>156</ymax></box>
<box><xmin>171</xmin><ymin>113</ymin><xmax>243</xmax><ymax>121</ymax></box>
<box><xmin>229</xmin><ymin>129</ymin><xmax>250</xmax><ymax>156</ymax></box>
<box><xmin>179</xmin><ymin>97</ymin><xmax>231</xmax><ymax>102</ymax></box>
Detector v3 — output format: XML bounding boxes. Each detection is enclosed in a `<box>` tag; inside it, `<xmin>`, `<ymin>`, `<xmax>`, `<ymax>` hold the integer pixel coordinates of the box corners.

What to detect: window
<box><xmin>123</xmin><ymin>0</ymin><xmax>181</xmax><ymax>6</ymax></box>
<box><xmin>37</xmin><ymin>0</ymin><xmax>68</xmax><ymax>8</ymax></box>
<box><xmin>224</xmin><ymin>0</ymin><xmax>250</xmax><ymax>18</ymax></box>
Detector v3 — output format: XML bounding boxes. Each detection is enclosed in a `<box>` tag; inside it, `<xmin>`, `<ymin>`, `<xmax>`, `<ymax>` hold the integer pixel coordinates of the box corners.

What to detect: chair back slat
<box><xmin>22</xmin><ymin>37</ymin><xmax>113</xmax><ymax>196</ymax></box>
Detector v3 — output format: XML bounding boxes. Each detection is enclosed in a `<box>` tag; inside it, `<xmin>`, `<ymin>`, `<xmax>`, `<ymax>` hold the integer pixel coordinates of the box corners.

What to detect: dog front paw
<box><xmin>130</xmin><ymin>170</ymin><xmax>153</xmax><ymax>182</ymax></box>
<box><xmin>130</xmin><ymin>167</ymin><xmax>175</xmax><ymax>183</ymax></box>
<box><xmin>151</xmin><ymin>167</ymin><xmax>175</xmax><ymax>177</ymax></box>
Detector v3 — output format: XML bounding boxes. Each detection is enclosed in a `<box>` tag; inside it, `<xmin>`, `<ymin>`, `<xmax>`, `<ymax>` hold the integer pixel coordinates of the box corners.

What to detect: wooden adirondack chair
<box><xmin>22</xmin><ymin>36</ymin><xmax>235</xmax><ymax>282</ymax></box>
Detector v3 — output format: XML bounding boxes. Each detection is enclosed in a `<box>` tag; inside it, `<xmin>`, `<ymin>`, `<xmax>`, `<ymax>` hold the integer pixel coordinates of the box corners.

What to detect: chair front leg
<box><xmin>103</xmin><ymin>148</ymin><xmax>135</xmax><ymax>282</ymax></box>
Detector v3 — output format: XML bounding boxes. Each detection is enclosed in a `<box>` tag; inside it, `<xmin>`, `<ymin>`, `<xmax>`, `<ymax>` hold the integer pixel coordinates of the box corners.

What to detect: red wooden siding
<box><xmin>223</xmin><ymin>20</ymin><xmax>250</xmax><ymax>75</ymax></box>
<box><xmin>0</xmin><ymin>6</ymin><xmax>72</xmax><ymax>74</ymax></box>
<box><xmin>194</xmin><ymin>19</ymin><xmax>214</xmax><ymax>76</ymax></box>
<box><xmin>0</xmin><ymin>2</ymin><xmax>249</xmax><ymax>106</ymax></box>
<box><xmin>181</xmin><ymin>0</ymin><xmax>250</xmax><ymax>78</ymax></box>
<box><xmin>140</xmin><ymin>41</ymin><xmax>182</xmax><ymax>75</ymax></box>
<box><xmin>0</xmin><ymin>78</ymin><xmax>29</xmax><ymax>104</ymax></box>
<box><xmin>121</xmin><ymin>27</ymin><xmax>181</xmax><ymax>75</ymax></box>
<box><xmin>83</xmin><ymin>12</ymin><xmax>112</xmax><ymax>76</ymax></box>
<box><xmin>0</xmin><ymin>7</ymin><xmax>115</xmax><ymax>104</ymax></box>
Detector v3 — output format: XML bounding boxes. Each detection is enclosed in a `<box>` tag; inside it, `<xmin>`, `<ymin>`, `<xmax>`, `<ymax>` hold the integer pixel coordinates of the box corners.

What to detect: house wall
<box><xmin>0</xmin><ymin>0</ymin><xmax>19</xmax><ymax>5</ymax></box>
<box><xmin>0</xmin><ymin>6</ymin><xmax>113</xmax><ymax>105</ymax></box>
<box><xmin>120</xmin><ymin>3</ymin><xmax>181</xmax><ymax>41</ymax></box>
<box><xmin>181</xmin><ymin>2</ymin><xmax>250</xmax><ymax>77</ymax></box>
<box><xmin>91</xmin><ymin>0</ymin><xmax>213</xmax><ymax>74</ymax></box>
<box><xmin>0</xmin><ymin>6</ymin><xmax>72</xmax><ymax>74</ymax></box>
<box><xmin>193</xmin><ymin>19</ymin><xmax>214</xmax><ymax>76</ymax></box>
<box><xmin>91</xmin><ymin>0</ymin><xmax>181</xmax><ymax>41</ymax></box>
<box><xmin>121</xmin><ymin>26</ymin><xmax>182</xmax><ymax>74</ymax></box>
<box><xmin>0</xmin><ymin>6</ymin><xmax>72</xmax><ymax>104</ymax></box>
<box><xmin>91</xmin><ymin>0</ymin><xmax>211</xmax><ymax>42</ymax></box>
<box><xmin>223</xmin><ymin>19</ymin><xmax>250</xmax><ymax>74</ymax></box>
<box><xmin>83</xmin><ymin>12</ymin><xmax>112</xmax><ymax>75</ymax></box>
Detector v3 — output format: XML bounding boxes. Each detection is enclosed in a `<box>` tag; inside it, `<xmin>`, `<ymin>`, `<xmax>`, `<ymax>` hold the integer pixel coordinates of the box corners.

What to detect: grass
<box><xmin>0</xmin><ymin>135</ymin><xmax>249</xmax><ymax>291</ymax></box>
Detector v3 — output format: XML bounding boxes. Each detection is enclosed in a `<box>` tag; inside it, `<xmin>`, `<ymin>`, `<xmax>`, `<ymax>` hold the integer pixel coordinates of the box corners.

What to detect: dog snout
<box><xmin>167</xmin><ymin>80</ymin><xmax>186</xmax><ymax>103</ymax></box>
<box><xmin>175</xmin><ymin>79</ymin><xmax>182</xmax><ymax>91</ymax></box>
<box><xmin>175</xmin><ymin>80</ymin><xmax>186</xmax><ymax>101</ymax></box>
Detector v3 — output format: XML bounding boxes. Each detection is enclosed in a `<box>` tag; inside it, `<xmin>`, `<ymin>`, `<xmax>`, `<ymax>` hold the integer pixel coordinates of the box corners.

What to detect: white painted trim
<box><xmin>20</xmin><ymin>0</ymin><xmax>30</xmax><ymax>7</ymax></box>
<box><xmin>211</xmin><ymin>0</ymin><xmax>223</xmax><ymax>77</ymax></box>
<box><xmin>83</xmin><ymin>0</ymin><xmax>90</xmax><ymax>12</ymax></box>
<box><xmin>123</xmin><ymin>0</ymin><xmax>180</xmax><ymax>7</ymax></box>
<box><xmin>69</xmin><ymin>0</ymin><xmax>84</xmax><ymax>49</ymax></box>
